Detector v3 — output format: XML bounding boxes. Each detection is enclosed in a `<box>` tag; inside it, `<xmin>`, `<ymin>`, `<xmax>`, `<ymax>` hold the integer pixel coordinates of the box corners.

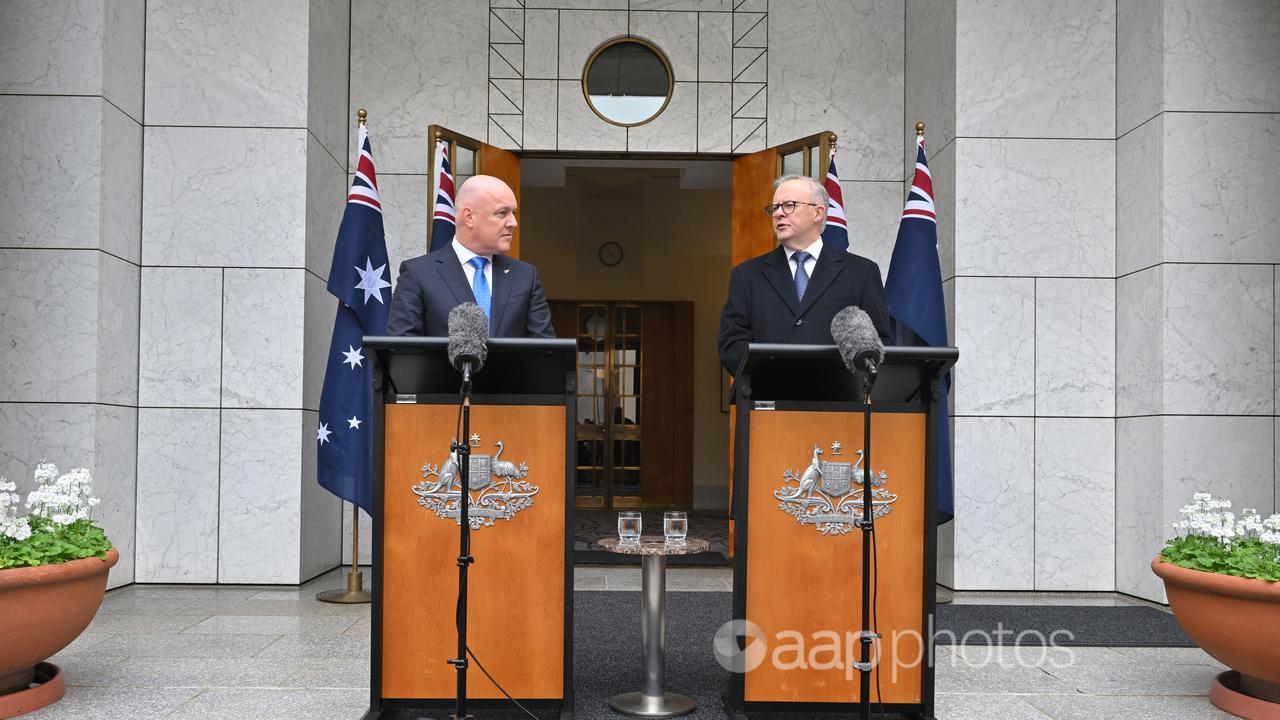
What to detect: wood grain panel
<box><xmin>381</xmin><ymin>404</ymin><xmax>566</xmax><ymax>700</ymax></box>
<box><xmin>744</xmin><ymin>410</ymin><xmax>926</xmax><ymax>703</ymax></box>
<box><xmin>731</xmin><ymin>146</ymin><xmax>778</xmax><ymax>267</ymax></box>
<box><xmin>478</xmin><ymin>143</ymin><xmax>522</xmax><ymax>258</ymax></box>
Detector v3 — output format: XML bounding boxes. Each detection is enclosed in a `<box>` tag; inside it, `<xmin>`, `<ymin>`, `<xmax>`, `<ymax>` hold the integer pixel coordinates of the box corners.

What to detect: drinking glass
<box><xmin>618</xmin><ymin>511</ymin><xmax>642</xmax><ymax>545</ymax></box>
<box><xmin>663</xmin><ymin>511</ymin><xmax>688</xmax><ymax>545</ymax></box>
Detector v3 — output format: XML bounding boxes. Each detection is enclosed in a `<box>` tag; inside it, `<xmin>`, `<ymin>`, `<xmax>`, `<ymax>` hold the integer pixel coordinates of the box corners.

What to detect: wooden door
<box><xmin>428</xmin><ymin>125</ymin><xmax>523</xmax><ymax>258</ymax></box>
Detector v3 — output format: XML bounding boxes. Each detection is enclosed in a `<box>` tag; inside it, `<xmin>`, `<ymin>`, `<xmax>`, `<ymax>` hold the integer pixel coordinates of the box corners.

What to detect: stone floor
<box><xmin>31</xmin><ymin>566</ymin><xmax>1234</xmax><ymax>720</ymax></box>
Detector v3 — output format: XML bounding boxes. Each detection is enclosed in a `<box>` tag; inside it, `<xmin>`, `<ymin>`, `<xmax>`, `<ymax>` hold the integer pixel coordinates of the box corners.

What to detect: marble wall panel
<box><xmin>0</xmin><ymin>249</ymin><xmax>99</xmax><ymax>403</ymax></box>
<box><xmin>0</xmin><ymin>0</ymin><xmax>102</xmax><ymax>96</ymax></box>
<box><xmin>95</xmin><ymin>252</ymin><xmax>140</xmax><ymax>407</ymax></box>
<box><xmin>0</xmin><ymin>96</ymin><xmax>101</xmax><ymax>250</ymax></box>
<box><xmin>1116</xmin><ymin>0</ymin><xmax>1163</xmax><ymax>137</ymax></box>
<box><xmin>697</xmin><ymin>82</ymin><xmax>731</xmax><ymax>153</ymax></box>
<box><xmin>1163</xmin><ymin>113</ymin><xmax>1280</xmax><ymax>265</ymax></box>
<box><xmin>630</xmin><ymin>0</ymin><xmax>731</xmax><ymax>9</ymax></box>
<box><xmin>103</xmin><ymin>0</ymin><xmax>146</xmax><ymax>122</ymax></box>
<box><xmin>144</xmin><ymin>0</ymin><xmax>309</xmax><ymax>127</ymax></box>
<box><xmin>219</xmin><ymin>409</ymin><xmax>303</xmax><ymax>583</ymax></box>
<box><xmin>768</xmin><ymin>0</ymin><xmax>902</xmax><ymax>181</ymax></box>
<box><xmin>221</xmin><ymin>269</ymin><xmax>306</xmax><ymax>409</ymax></box>
<box><xmin>630</xmin><ymin>11</ymin><xmax>698</xmax><ymax>82</ymax></box>
<box><xmin>557</xmin><ymin>10</ymin><xmax>628</xmax><ymax>80</ymax></box>
<box><xmin>628</xmin><ymin>82</ymin><xmax>697</xmax><ymax>152</ymax></box>
<box><xmin>341</xmin><ymin>505</ymin><xmax>373</xmax><ymax>566</ymax></box>
<box><xmin>379</xmin><ymin>174</ymin><xmax>431</xmax><ymax>277</ymax></box>
<box><xmin>841</xmin><ymin>181</ymin><xmax>901</xmax><ymax>282</ymax></box>
<box><xmin>952</xmin><ymin>416</ymin><xmax>1035</xmax><ymax>590</ymax></box>
<box><xmin>1160</xmin><ymin>414</ymin><xmax>1275</xmax><ymax>521</ymax></box>
<box><xmin>558</xmin><ymin>80</ymin><xmax>627</xmax><ymax>152</ymax></box>
<box><xmin>525</xmin><ymin>10</ymin><xmax>559</xmax><ymax>79</ymax></box>
<box><xmin>524</xmin><ymin>80</ymin><xmax>559</xmax><ymax>151</ymax></box>
<box><xmin>1036</xmin><ymin>279</ymin><xmax>1116</xmax><ymax>417</ymax></box>
<box><xmin>300</xmin><ymin>409</ymin><xmax>340</xmax><ymax>580</ymax></box>
<box><xmin>143</xmin><ymin>127</ymin><xmax>308</xmax><ymax>267</ymax></box>
<box><xmin>349</xmin><ymin>0</ymin><xmax>487</xmax><ymax>173</ymax></box>
<box><xmin>135</xmin><ymin>408</ymin><xmax>220</xmax><ymax>583</ymax></box>
<box><xmin>93</xmin><ymin>403</ymin><xmax>138</xmax><ymax>589</ymax></box>
<box><xmin>905</xmin><ymin>0</ymin><xmax>957</xmax><ymax>162</ymax></box>
<box><xmin>952</xmin><ymin>277</ymin><xmax>1035</xmax><ymax>416</ymax></box>
<box><xmin>307</xmin><ymin>0</ymin><xmax>351</xmax><ymax>165</ymax></box>
<box><xmin>936</xmin><ymin>518</ymin><xmax>954</xmax><ymax>589</ymax></box>
<box><xmin>305</xmin><ymin>135</ymin><xmax>347</xmax><ymax>282</ymax></box>
<box><xmin>1163</xmin><ymin>0</ymin><xmax>1280</xmax><ymax>114</ymax></box>
<box><xmin>1115</xmin><ymin>266</ymin><xmax>1162</xmax><ymax>417</ymax></box>
<box><xmin>1161</xmin><ymin>264</ymin><xmax>1273</xmax><ymax>416</ymax></box>
<box><xmin>698</xmin><ymin>10</ymin><xmax>732</xmax><ymax>82</ymax></box>
<box><xmin>956</xmin><ymin>0</ymin><xmax>1115</xmax><ymax>139</ymax></box>
<box><xmin>1115</xmin><ymin>416</ymin><xmax>1162</xmax><ymax>600</ymax></box>
<box><xmin>1276</xmin><ymin>266</ymin><xmax>1279</xmax><ymax>418</ymax></box>
<box><xmin>303</xmin><ymin>272</ymin><xmax>336</xmax><ymax>413</ymax></box>
<box><xmin>101</xmin><ymin>101</ymin><xmax>143</xmax><ymax>264</ymax></box>
<box><xmin>1116</xmin><ymin>114</ymin><xmax>1162</xmax><ymax>277</ymax></box>
<box><xmin>1035</xmin><ymin>418</ymin><xmax>1115</xmax><ymax>591</ymax></box>
<box><xmin>955</xmin><ymin>139</ymin><xmax>1115</xmax><ymax>278</ymax></box>
<box><xmin>138</xmin><ymin>267</ymin><xmax>222</xmax><ymax>408</ymax></box>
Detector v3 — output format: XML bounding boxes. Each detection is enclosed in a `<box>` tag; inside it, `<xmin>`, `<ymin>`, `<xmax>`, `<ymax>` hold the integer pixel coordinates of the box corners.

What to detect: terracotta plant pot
<box><xmin>0</xmin><ymin>548</ymin><xmax>118</xmax><ymax>697</ymax></box>
<box><xmin>1152</xmin><ymin>556</ymin><xmax>1280</xmax><ymax>697</ymax></box>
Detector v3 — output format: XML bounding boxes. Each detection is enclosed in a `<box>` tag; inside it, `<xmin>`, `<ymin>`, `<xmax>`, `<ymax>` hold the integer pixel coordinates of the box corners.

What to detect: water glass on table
<box><xmin>618</xmin><ymin>511</ymin><xmax>642</xmax><ymax>545</ymax></box>
<box><xmin>664</xmin><ymin>511</ymin><xmax>688</xmax><ymax>546</ymax></box>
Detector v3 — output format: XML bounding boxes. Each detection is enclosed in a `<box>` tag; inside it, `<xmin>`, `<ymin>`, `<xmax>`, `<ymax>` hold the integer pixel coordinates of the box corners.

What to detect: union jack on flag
<box><xmin>821</xmin><ymin>153</ymin><xmax>850</xmax><ymax>253</ymax></box>
<box><xmin>430</xmin><ymin>139</ymin><xmax>456</xmax><ymax>251</ymax></box>
<box><xmin>317</xmin><ymin>121</ymin><xmax>390</xmax><ymax>514</ymax></box>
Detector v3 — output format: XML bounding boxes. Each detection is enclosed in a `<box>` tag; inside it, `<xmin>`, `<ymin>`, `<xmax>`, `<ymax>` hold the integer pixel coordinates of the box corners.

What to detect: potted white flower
<box><xmin>0</xmin><ymin>462</ymin><xmax>117</xmax><ymax>717</ymax></box>
<box><xmin>1152</xmin><ymin>492</ymin><xmax>1280</xmax><ymax>719</ymax></box>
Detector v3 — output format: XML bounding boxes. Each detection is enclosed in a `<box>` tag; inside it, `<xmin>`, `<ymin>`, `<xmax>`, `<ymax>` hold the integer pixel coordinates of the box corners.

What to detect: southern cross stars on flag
<box><xmin>821</xmin><ymin>152</ymin><xmax>850</xmax><ymax>253</ymax></box>
<box><xmin>429</xmin><ymin>139</ymin><xmax>456</xmax><ymax>251</ymax></box>
<box><xmin>316</xmin><ymin>120</ymin><xmax>390</xmax><ymax>514</ymax></box>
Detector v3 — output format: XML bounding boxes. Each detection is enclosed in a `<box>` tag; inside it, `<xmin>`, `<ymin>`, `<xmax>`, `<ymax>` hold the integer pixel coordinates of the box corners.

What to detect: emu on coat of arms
<box><xmin>411</xmin><ymin>434</ymin><xmax>539</xmax><ymax>528</ymax></box>
<box><xmin>773</xmin><ymin>441</ymin><xmax>897</xmax><ymax>535</ymax></box>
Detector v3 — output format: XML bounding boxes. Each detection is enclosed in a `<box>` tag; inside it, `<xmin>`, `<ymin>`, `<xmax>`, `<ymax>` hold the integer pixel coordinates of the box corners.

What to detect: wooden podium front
<box><xmin>364</xmin><ymin>337</ymin><xmax>576</xmax><ymax>720</ymax></box>
<box><xmin>728</xmin><ymin>344</ymin><xmax>956</xmax><ymax>719</ymax></box>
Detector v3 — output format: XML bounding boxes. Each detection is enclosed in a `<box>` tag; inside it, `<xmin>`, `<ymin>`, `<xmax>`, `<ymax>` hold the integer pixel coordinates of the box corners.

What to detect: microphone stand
<box><xmin>450</xmin><ymin>362</ymin><xmax>475</xmax><ymax>720</ymax></box>
<box><xmin>855</xmin><ymin>364</ymin><xmax>879</xmax><ymax>720</ymax></box>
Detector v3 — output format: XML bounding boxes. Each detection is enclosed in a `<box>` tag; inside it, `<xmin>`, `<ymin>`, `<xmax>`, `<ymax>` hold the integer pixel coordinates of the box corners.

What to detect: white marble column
<box><xmin>0</xmin><ymin>0</ymin><xmax>145</xmax><ymax>589</ymax></box>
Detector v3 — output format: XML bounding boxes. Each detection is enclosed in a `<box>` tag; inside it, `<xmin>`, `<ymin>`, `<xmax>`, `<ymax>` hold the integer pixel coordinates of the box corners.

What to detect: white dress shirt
<box><xmin>451</xmin><ymin>238</ymin><xmax>494</xmax><ymax>291</ymax></box>
<box><xmin>784</xmin><ymin>237</ymin><xmax>823</xmax><ymax>283</ymax></box>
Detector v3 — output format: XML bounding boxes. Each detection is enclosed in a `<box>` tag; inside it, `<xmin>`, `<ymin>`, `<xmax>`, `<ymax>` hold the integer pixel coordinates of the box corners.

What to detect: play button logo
<box><xmin>712</xmin><ymin>619</ymin><xmax>767</xmax><ymax>673</ymax></box>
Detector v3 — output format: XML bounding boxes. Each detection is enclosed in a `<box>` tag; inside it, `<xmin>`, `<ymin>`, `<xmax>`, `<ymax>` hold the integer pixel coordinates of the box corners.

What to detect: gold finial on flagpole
<box><xmin>830</xmin><ymin>132</ymin><xmax>838</xmax><ymax>156</ymax></box>
<box><xmin>357</xmin><ymin>108</ymin><xmax>367</xmax><ymax>125</ymax></box>
<box><xmin>915</xmin><ymin>121</ymin><xmax>925</xmax><ymax>137</ymax></box>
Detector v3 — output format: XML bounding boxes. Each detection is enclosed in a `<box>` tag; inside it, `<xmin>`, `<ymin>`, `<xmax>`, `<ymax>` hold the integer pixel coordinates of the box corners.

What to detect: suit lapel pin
<box><xmin>503</xmin><ymin>267</ymin><xmax>510</xmax><ymax>274</ymax></box>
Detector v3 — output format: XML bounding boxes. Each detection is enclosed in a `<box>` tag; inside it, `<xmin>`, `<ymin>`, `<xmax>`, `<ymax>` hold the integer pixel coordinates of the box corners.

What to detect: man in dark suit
<box><xmin>718</xmin><ymin>175</ymin><xmax>890</xmax><ymax>375</ymax></box>
<box><xmin>387</xmin><ymin>175</ymin><xmax>554</xmax><ymax>338</ymax></box>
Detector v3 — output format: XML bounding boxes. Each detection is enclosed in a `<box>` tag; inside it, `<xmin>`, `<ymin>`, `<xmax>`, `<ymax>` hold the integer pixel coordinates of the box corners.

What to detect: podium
<box><xmin>362</xmin><ymin>336</ymin><xmax>577</xmax><ymax>720</ymax></box>
<box><xmin>727</xmin><ymin>343</ymin><xmax>957</xmax><ymax>719</ymax></box>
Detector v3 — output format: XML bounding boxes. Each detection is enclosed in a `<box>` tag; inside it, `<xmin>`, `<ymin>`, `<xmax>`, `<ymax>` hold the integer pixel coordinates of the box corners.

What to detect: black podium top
<box><xmin>734</xmin><ymin>343</ymin><xmax>958</xmax><ymax>405</ymax></box>
<box><xmin>364</xmin><ymin>336</ymin><xmax>576</xmax><ymax>397</ymax></box>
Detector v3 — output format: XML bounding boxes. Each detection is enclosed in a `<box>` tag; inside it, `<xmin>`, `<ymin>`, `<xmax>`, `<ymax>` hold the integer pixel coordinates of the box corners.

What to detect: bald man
<box><xmin>387</xmin><ymin>175</ymin><xmax>554</xmax><ymax>337</ymax></box>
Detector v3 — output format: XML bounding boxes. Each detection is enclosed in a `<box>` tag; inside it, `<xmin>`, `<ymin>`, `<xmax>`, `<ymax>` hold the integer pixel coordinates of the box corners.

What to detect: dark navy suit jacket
<box><xmin>386</xmin><ymin>245</ymin><xmax>554</xmax><ymax>338</ymax></box>
<box><xmin>718</xmin><ymin>243</ymin><xmax>891</xmax><ymax>375</ymax></box>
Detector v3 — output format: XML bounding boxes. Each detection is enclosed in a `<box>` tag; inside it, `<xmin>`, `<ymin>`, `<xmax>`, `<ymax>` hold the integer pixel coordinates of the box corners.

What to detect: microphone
<box><xmin>831</xmin><ymin>306</ymin><xmax>885</xmax><ymax>380</ymax></box>
<box><xmin>447</xmin><ymin>303</ymin><xmax>489</xmax><ymax>385</ymax></box>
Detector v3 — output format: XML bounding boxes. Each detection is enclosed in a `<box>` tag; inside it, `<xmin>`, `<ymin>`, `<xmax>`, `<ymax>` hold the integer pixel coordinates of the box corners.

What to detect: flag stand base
<box><xmin>316</xmin><ymin>567</ymin><xmax>371</xmax><ymax>604</ymax></box>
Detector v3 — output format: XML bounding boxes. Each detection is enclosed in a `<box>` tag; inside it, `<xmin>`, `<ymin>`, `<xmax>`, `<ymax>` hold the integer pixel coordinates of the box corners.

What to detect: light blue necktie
<box><xmin>793</xmin><ymin>251</ymin><xmax>811</xmax><ymax>301</ymax></box>
<box><xmin>468</xmin><ymin>256</ymin><xmax>491</xmax><ymax>323</ymax></box>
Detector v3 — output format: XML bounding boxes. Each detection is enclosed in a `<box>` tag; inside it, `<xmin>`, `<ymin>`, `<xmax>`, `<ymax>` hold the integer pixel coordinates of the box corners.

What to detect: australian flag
<box><xmin>429</xmin><ymin>139</ymin><xmax>456</xmax><ymax>251</ymax></box>
<box><xmin>821</xmin><ymin>153</ymin><xmax>850</xmax><ymax>252</ymax></box>
<box><xmin>316</xmin><ymin>122</ymin><xmax>391</xmax><ymax>514</ymax></box>
<box><xmin>884</xmin><ymin>133</ymin><xmax>953</xmax><ymax>524</ymax></box>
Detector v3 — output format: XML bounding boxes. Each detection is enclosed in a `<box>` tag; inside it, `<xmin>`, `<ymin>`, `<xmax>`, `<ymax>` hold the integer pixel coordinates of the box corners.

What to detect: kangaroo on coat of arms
<box><xmin>774</xmin><ymin>441</ymin><xmax>897</xmax><ymax>535</ymax></box>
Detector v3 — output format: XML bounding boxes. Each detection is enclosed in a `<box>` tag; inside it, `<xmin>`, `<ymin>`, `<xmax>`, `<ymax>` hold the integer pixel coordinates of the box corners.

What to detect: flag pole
<box><xmin>316</xmin><ymin>108</ymin><xmax>375</xmax><ymax>606</ymax></box>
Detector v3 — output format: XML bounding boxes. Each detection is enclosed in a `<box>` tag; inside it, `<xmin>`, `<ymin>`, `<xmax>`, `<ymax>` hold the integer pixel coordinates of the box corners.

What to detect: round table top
<box><xmin>596</xmin><ymin>537</ymin><xmax>711</xmax><ymax>556</ymax></box>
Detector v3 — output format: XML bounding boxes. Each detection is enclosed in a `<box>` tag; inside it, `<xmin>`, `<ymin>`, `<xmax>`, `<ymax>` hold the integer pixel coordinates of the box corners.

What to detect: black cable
<box><xmin>872</xmin><ymin>516</ymin><xmax>885</xmax><ymax>720</ymax></box>
<box><xmin>467</xmin><ymin>646</ymin><xmax>543</xmax><ymax>720</ymax></box>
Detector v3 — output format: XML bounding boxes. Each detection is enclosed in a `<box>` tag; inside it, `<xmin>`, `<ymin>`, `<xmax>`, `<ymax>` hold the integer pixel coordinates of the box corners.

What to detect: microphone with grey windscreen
<box><xmin>447</xmin><ymin>303</ymin><xmax>488</xmax><ymax>382</ymax></box>
<box><xmin>830</xmin><ymin>306</ymin><xmax>885</xmax><ymax>378</ymax></box>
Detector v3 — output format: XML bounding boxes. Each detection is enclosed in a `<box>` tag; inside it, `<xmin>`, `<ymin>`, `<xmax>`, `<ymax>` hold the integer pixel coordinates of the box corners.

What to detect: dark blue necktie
<box><xmin>793</xmin><ymin>251</ymin><xmax>811</xmax><ymax>301</ymax></box>
<box><xmin>468</xmin><ymin>256</ymin><xmax>491</xmax><ymax>322</ymax></box>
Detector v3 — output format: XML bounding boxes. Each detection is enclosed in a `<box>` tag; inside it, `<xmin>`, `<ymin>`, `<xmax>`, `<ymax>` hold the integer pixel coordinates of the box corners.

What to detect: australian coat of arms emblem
<box><xmin>411</xmin><ymin>434</ymin><xmax>539</xmax><ymax>528</ymax></box>
<box><xmin>773</xmin><ymin>441</ymin><xmax>897</xmax><ymax>535</ymax></box>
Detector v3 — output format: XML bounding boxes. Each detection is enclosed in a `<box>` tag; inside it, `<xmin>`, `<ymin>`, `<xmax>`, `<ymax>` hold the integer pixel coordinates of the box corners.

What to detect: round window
<box><xmin>582</xmin><ymin>38</ymin><xmax>673</xmax><ymax>127</ymax></box>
